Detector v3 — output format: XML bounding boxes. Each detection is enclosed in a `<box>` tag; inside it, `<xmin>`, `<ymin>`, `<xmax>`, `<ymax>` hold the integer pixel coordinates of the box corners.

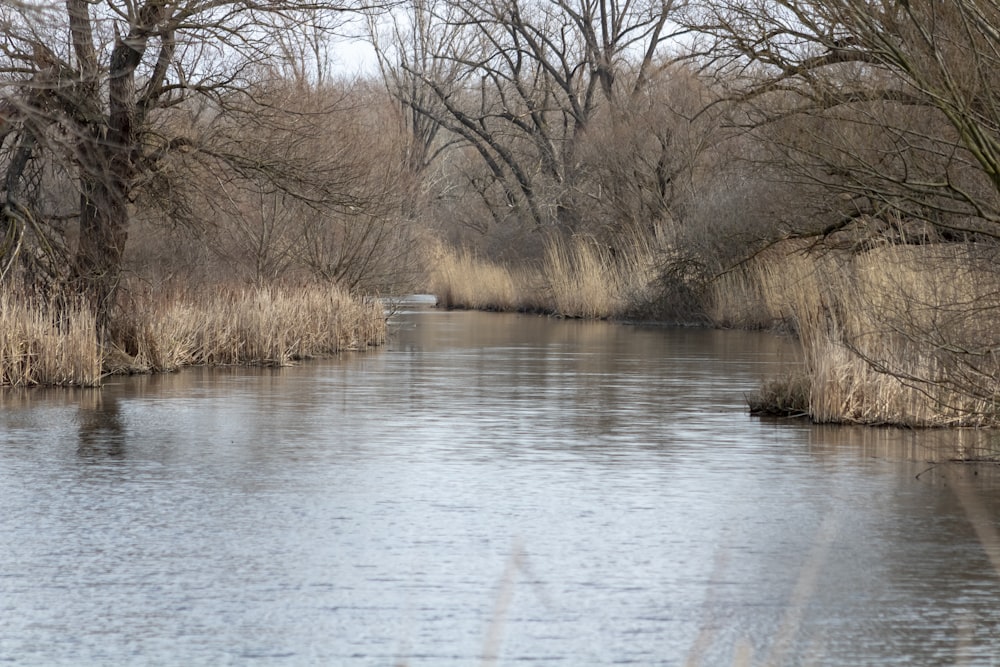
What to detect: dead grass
<box><xmin>543</xmin><ymin>233</ymin><xmax>660</xmax><ymax>318</ymax></box>
<box><xmin>427</xmin><ymin>242</ymin><xmax>545</xmax><ymax>312</ymax></box>
<box><xmin>720</xmin><ymin>242</ymin><xmax>1000</xmax><ymax>427</ymax></box>
<box><xmin>0</xmin><ymin>283</ymin><xmax>386</xmax><ymax>386</ymax></box>
<box><xmin>746</xmin><ymin>371</ymin><xmax>811</xmax><ymax>417</ymax></box>
<box><xmin>0</xmin><ymin>292</ymin><xmax>102</xmax><ymax>387</ymax></box>
<box><xmin>429</xmin><ymin>233</ymin><xmax>661</xmax><ymax>319</ymax></box>
<box><xmin>115</xmin><ymin>283</ymin><xmax>387</xmax><ymax>371</ymax></box>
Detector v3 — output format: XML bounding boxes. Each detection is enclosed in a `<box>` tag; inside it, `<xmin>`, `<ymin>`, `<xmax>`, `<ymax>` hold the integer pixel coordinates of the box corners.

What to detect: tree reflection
<box><xmin>76</xmin><ymin>391</ymin><xmax>126</xmax><ymax>460</ymax></box>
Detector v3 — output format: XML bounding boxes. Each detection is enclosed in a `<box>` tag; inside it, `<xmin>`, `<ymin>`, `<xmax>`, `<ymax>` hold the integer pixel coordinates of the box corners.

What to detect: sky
<box><xmin>330</xmin><ymin>34</ymin><xmax>380</xmax><ymax>77</ymax></box>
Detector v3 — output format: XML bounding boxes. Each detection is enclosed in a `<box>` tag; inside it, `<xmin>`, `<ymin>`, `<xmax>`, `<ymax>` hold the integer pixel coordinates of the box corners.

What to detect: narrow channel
<box><xmin>2</xmin><ymin>306</ymin><xmax>999</xmax><ymax>665</ymax></box>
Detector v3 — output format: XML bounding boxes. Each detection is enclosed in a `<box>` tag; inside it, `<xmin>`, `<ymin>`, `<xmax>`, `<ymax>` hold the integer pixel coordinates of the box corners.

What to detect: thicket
<box><xmin>689</xmin><ymin>0</ymin><xmax>1000</xmax><ymax>426</ymax></box>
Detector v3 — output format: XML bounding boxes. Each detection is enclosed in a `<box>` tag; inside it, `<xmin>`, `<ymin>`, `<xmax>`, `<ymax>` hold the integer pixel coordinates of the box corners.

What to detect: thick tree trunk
<box><xmin>75</xmin><ymin>144</ymin><xmax>130</xmax><ymax>333</ymax></box>
<box><xmin>73</xmin><ymin>29</ymin><xmax>142</xmax><ymax>333</ymax></box>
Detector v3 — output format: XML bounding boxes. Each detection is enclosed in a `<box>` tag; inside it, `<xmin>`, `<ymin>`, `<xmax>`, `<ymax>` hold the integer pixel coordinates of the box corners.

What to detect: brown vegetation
<box><xmin>723</xmin><ymin>243</ymin><xmax>1000</xmax><ymax>427</ymax></box>
<box><xmin>428</xmin><ymin>243</ymin><xmax>542</xmax><ymax>313</ymax></box>
<box><xmin>0</xmin><ymin>283</ymin><xmax>385</xmax><ymax>387</ymax></box>
<box><xmin>112</xmin><ymin>283</ymin><xmax>386</xmax><ymax>371</ymax></box>
<box><xmin>0</xmin><ymin>291</ymin><xmax>101</xmax><ymax>387</ymax></box>
<box><xmin>429</xmin><ymin>233</ymin><xmax>663</xmax><ymax>320</ymax></box>
<box><xmin>1</xmin><ymin>4</ymin><xmax>409</xmax><ymax>388</ymax></box>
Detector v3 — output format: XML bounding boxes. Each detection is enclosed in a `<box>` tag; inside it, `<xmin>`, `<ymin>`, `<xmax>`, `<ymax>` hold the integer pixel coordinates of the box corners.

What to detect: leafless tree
<box><xmin>681</xmin><ymin>0</ymin><xmax>1000</xmax><ymax>421</ymax></box>
<box><xmin>152</xmin><ymin>75</ymin><xmax>421</xmax><ymax>293</ymax></box>
<box><xmin>0</xmin><ymin>0</ymin><xmax>375</xmax><ymax>329</ymax></box>
<box><xmin>371</xmin><ymin>0</ymin><xmax>688</xmax><ymax>238</ymax></box>
<box><xmin>685</xmin><ymin>0</ymin><xmax>1000</xmax><ymax>244</ymax></box>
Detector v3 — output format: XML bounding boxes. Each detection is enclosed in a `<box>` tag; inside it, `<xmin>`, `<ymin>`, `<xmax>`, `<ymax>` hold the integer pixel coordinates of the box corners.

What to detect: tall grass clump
<box><xmin>429</xmin><ymin>233</ymin><xmax>661</xmax><ymax>319</ymax></box>
<box><xmin>0</xmin><ymin>282</ymin><xmax>384</xmax><ymax>385</ymax></box>
<box><xmin>735</xmin><ymin>243</ymin><xmax>1000</xmax><ymax>427</ymax></box>
<box><xmin>427</xmin><ymin>242</ymin><xmax>547</xmax><ymax>312</ymax></box>
<box><xmin>706</xmin><ymin>242</ymin><xmax>816</xmax><ymax>330</ymax></box>
<box><xmin>0</xmin><ymin>291</ymin><xmax>102</xmax><ymax>387</ymax></box>
<box><xmin>113</xmin><ymin>283</ymin><xmax>387</xmax><ymax>371</ymax></box>
<box><xmin>542</xmin><ymin>233</ymin><xmax>660</xmax><ymax>319</ymax></box>
<box><xmin>820</xmin><ymin>245</ymin><xmax>1000</xmax><ymax>426</ymax></box>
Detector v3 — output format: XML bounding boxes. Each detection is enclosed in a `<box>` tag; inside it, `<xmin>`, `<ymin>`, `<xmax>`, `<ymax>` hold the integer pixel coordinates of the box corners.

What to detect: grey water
<box><xmin>2</xmin><ymin>306</ymin><xmax>1000</xmax><ymax>666</ymax></box>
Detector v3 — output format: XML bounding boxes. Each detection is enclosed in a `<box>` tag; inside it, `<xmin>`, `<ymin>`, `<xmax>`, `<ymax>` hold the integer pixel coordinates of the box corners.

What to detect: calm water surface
<box><xmin>2</xmin><ymin>306</ymin><xmax>1000</xmax><ymax>666</ymax></box>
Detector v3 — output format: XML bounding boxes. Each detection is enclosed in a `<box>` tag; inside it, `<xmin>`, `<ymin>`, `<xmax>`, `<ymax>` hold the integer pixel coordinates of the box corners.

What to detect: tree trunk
<box><xmin>75</xmin><ymin>142</ymin><xmax>130</xmax><ymax>333</ymax></box>
<box><xmin>73</xmin><ymin>30</ymin><xmax>142</xmax><ymax>332</ymax></box>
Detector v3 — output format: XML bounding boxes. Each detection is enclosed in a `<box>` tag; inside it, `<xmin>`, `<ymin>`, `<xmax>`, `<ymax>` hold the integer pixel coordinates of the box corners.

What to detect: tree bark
<box><xmin>69</xmin><ymin>3</ymin><xmax>147</xmax><ymax>330</ymax></box>
<box><xmin>75</xmin><ymin>143</ymin><xmax>130</xmax><ymax>331</ymax></box>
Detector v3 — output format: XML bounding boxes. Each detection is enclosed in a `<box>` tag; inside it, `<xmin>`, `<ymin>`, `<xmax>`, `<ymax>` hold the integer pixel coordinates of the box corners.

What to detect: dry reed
<box><xmin>0</xmin><ymin>292</ymin><xmax>102</xmax><ymax>387</ymax></box>
<box><xmin>427</xmin><ymin>242</ymin><xmax>548</xmax><ymax>312</ymax></box>
<box><xmin>0</xmin><ymin>283</ymin><xmax>385</xmax><ymax>387</ymax></box>
<box><xmin>429</xmin><ymin>234</ymin><xmax>660</xmax><ymax>319</ymax></box>
<box><xmin>117</xmin><ymin>283</ymin><xmax>387</xmax><ymax>371</ymax></box>
<box><xmin>721</xmin><ymin>243</ymin><xmax>1000</xmax><ymax>427</ymax></box>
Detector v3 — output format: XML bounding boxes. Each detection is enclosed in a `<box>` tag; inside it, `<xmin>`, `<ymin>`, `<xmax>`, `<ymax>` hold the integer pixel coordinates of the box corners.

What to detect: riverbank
<box><xmin>428</xmin><ymin>235</ymin><xmax>688</xmax><ymax>321</ymax></box>
<box><xmin>716</xmin><ymin>243</ymin><xmax>1000</xmax><ymax>428</ymax></box>
<box><xmin>0</xmin><ymin>283</ymin><xmax>386</xmax><ymax>387</ymax></box>
<box><xmin>430</xmin><ymin>239</ymin><xmax>1000</xmax><ymax>429</ymax></box>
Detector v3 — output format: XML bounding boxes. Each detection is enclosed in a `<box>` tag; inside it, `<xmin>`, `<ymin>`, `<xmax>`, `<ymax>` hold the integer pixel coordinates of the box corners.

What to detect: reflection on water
<box><xmin>76</xmin><ymin>392</ymin><xmax>127</xmax><ymax>460</ymax></box>
<box><xmin>1</xmin><ymin>309</ymin><xmax>999</xmax><ymax>666</ymax></box>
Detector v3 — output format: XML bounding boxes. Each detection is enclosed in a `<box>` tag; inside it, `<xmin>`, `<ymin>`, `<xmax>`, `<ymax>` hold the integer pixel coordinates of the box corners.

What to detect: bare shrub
<box><xmin>128</xmin><ymin>78</ymin><xmax>424</xmax><ymax>295</ymax></box>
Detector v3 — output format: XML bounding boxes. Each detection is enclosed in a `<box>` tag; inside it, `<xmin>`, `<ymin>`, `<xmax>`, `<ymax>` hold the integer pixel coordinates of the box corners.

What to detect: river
<box><xmin>1</xmin><ymin>304</ymin><xmax>999</xmax><ymax>665</ymax></box>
